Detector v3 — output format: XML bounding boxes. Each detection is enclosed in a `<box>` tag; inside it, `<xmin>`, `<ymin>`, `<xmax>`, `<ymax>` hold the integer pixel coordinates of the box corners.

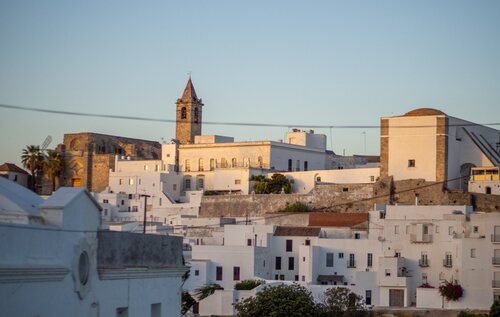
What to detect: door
<box><xmin>389</xmin><ymin>289</ymin><xmax>404</xmax><ymax>307</ymax></box>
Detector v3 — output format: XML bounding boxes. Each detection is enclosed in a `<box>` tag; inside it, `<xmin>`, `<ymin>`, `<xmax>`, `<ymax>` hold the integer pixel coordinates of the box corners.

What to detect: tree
<box><xmin>181</xmin><ymin>291</ymin><xmax>197</xmax><ymax>316</ymax></box>
<box><xmin>43</xmin><ymin>150</ymin><xmax>63</xmax><ymax>192</ymax></box>
<box><xmin>234</xmin><ymin>279</ymin><xmax>265</xmax><ymax>290</ymax></box>
<box><xmin>318</xmin><ymin>287</ymin><xmax>367</xmax><ymax>317</ymax></box>
<box><xmin>491</xmin><ymin>298</ymin><xmax>500</xmax><ymax>317</ymax></box>
<box><xmin>250</xmin><ymin>173</ymin><xmax>294</xmax><ymax>194</ymax></box>
<box><xmin>235</xmin><ymin>284</ymin><xmax>318</xmax><ymax>317</ymax></box>
<box><xmin>193</xmin><ymin>283</ymin><xmax>223</xmax><ymax>301</ymax></box>
<box><xmin>21</xmin><ymin>145</ymin><xmax>44</xmax><ymax>191</ymax></box>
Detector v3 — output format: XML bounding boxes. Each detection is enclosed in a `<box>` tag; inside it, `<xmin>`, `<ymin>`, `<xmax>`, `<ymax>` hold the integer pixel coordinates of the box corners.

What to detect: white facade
<box><xmin>0</xmin><ymin>177</ymin><xmax>186</xmax><ymax>317</ymax></box>
<box><xmin>185</xmin><ymin>204</ymin><xmax>500</xmax><ymax>315</ymax></box>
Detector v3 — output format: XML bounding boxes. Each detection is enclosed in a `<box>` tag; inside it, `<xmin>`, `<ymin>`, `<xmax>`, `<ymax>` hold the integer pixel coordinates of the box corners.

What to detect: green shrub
<box><xmin>281</xmin><ymin>202</ymin><xmax>309</xmax><ymax>212</ymax></box>
<box><xmin>235</xmin><ymin>279</ymin><xmax>265</xmax><ymax>290</ymax></box>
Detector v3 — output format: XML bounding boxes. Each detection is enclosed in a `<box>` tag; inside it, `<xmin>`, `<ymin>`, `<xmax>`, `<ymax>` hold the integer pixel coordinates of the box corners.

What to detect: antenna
<box><xmin>40</xmin><ymin>135</ymin><xmax>52</xmax><ymax>151</ymax></box>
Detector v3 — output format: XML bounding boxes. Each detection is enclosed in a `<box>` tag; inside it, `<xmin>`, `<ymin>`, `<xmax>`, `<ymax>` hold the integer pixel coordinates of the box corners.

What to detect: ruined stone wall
<box><xmin>58</xmin><ymin>133</ymin><xmax>161</xmax><ymax>193</ymax></box>
<box><xmin>200</xmin><ymin>177</ymin><xmax>498</xmax><ymax>218</ymax></box>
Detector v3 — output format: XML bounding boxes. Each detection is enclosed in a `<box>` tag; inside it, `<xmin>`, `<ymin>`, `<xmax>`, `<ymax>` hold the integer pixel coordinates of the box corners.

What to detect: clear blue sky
<box><xmin>1</xmin><ymin>0</ymin><xmax>499</xmax><ymax>166</ymax></box>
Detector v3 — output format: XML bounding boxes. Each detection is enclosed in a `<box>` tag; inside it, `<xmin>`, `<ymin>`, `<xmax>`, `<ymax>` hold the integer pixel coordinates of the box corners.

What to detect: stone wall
<box><xmin>200</xmin><ymin>177</ymin><xmax>498</xmax><ymax>218</ymax></box>
<box><xmin>57</xmin><ymin>132</ymin><xmax>161</xmax><ymax>193</ymax></box>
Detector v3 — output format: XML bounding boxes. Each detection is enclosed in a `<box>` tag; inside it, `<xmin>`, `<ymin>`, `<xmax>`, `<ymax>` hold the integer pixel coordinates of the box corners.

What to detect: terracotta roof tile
<box><xmin>0</xmin><ymin>163</ymin><xmax>29</xmax><ymax>175</ymax></box>
<box><xmin>308</xmin><ymin>212</ymin><xmax>368</xmax><ymax>228</ymax></box>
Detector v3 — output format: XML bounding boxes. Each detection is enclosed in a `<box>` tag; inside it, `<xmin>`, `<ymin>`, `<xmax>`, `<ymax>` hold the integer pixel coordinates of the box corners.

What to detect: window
<box><xmin>471</xmin><ymin>248</ymin><xmax>476</xmax><ymax>258</ymax></box>
<box><xmin>275</xmin><ymin>257</ymin><xmax>282</xmax><ymax>270</ymax></box>
<box><xmin>235</xmin><ymin>179</ymin><xmax>241</xmax><ymax>185</ymax></box>
<box><xmin>367</xmin><ymin>253</ymin><xmax>373</xmax><ymax>267</ymax></box>
<box><xmin>473</xmin><ymin>226</ymin><xmax>479</xmax><ymax>233</ymax></box>
<box><xmin>155</xmin><ymin>164</ymin><xmax>159</xmax><ymax>171</ymax></box>
<box><xmin>448</xmin><ymin>226</ymin><xmax>453</xmax><ymax>235</ymax></box>
<box><xmin>295</xmin><ymin>275</ymin><xmax>299</xmax><ymax>281</ymax></box>
<box><xmin>128</xmin><ymin>194</ymin><xmax>133</xmax><ymax>199</ymax></box>
<box><xmin>173</xmin><ymin>184</ymin><xmax>177</xmax><ymax>191</ymax></box>
<box><xmin>144</xmin><ymin>165</ymin><xmax>149</xmax><ymax>171</ymax></box>
<box><xmin>247</xmin><ymin>239</ymin><xmax>252</xmax><ymax>246</ymax></box>
<box><xmin>129</xmin><ymin>178</ymin><xmax>134</xmax><ymax>185</ymax></box>
<box><xmin>302</xmin><ymin>275</ymin><xmax>305</xmax><ymax>282</ymax></box>
<box><xmin>296</xmin><ymin>160</ymin><xmax>300</xmax><ymax>171</ymax></box>
<box><xmin>216</xmin><ymin>266</ymin><xmax>223</xmax><ymax>280</ymax></box>
<box><xmin>221</xmin><ymin>158</ymin><xmax>227</xmax><ymax>168</ymax></box>
<box><xmin>365</xmin><ymin>290</ymin><xmax>372</xmax><ymax>305</ymax></box>
<box><xmin>370</xmin><ymin>175</ymin><xmax>375</xmax><ymax>182</ymax></box>
<box><xmin>288</xmin><ymin>159</ymin><xmax>292</xmax><ymax>171</ymax></box>
<box><xmin>486</xmin><ymin>186</ymin><xmax>492</xmax><ymax>194</ymax></box>
<box><xmin>303</xmin><ymin>257</ymin><xmax>306</xmax><ymax>262</ymax></box>
<box><xmin>275</xmin><ymin>274</ymin><xmax>278</xmax><ymax>280</ymax></box>
<box><xmin>233</xmin><ymin>266</ymin><xmax>240</xmax><ymax>281</ymax></box>
<box><xmin>408</xmin><ymin>159</ymin><xmax>416</xmax><ymax>167</ymax></box>
<box><xmin>305</xmin><ymin>239</ymin><xmax>311</xmax><ymax>246</ymax></box>
<box><xmin>197</xmin><ymin>178</ymin><xmax>204</xmax><ymax>189</ymax></box>
<box><xmin>232</xmin><ymin>158</ymin><xmax>237</xmax><ymax>167</ymax></box>
<box><xmin>13</xmin><ymin>175</ymin><xmax>18</xmax><ymax>182</ymax></box>
<box><xmin>316</xmin><ymin>176</ymin><xmax>322</xmax><ymax>182</ymax></box>
<box><xmin>394</xmin><ymin>225</ymin><xmax>399</xmax><ymax>235</ymax></box>
<box><xmin>194</xmin><ymin>107</ymin><xmax>199</xmax><ymax>123</ymax></box>
<box><xmin>185</xmin><ymin>159</ymin><xmax>191</xmax><ymax>172</ymax></box>
<box><xmin>199</xmin><ymin>159</ymin><xmax>204</xmax><ymax>171</ymax></box>
<box><xmin>185</xmin><ymin>178</ymin><xmax>191</xmax><ymax>190</ymax></box>
<box><xmin>349</xmin><ymin>254</ymin><xmax>355</xmax><ymax>267</ymax></box>
<box><xmin>286</xmin><ymin>240</ymin><xmax>293</xmax><ymax>252</ymax></box>
<box><xmin>132</xmin><ymin>206</ymin><xmax>138</xmax><ymax>212</ymax></box>
<box><xmin>279</xmin><ymin>274</ymin><xmax>285</xmax><ymax>280</ymax></box>
<box><xmin>103</xmin><ymin>199</ymin><xmax>109</xmax><ymax>203</ymax></box>
<box><xmin>288</xmin><ymin>257</ymin><xmax>294</xmax><ymax>270</ymax></box>
<box><xmin>210</xmin><ymin>159</ymin><xmax>215</xmax><ymax>171</ymax></box>
<box><xmin>181</xmin><ymin>107</ymin><xmax>187</xmax><ymax>119</ymax></box>
<box><xmin>326</xmin><ymin>253</ymin><xmax>334</xmax><ymax>267</ymax></box>
<box><xmin>304</xmin><ymin>161</ymin><xmax>308</xmax><ymax>171</ymax></box>
<box><xmin>159</xmin><ymin>198</ymin><xmax>162</xmax><ymax>206</ymax></box>
<box><xmin>354</xmin><ymin>233</ymin><xmax>360</xmax><ymax>239</ymax></box>
<box><xmin>395</xmin><ymin>250</ymin><xmax>401</xmax><ymax>258</ymax></box>
<box><xmin>342</xmin><ymin>187</ymin><xmax>349</xmax><ymax>192</ymax></box>
<box><xmin>151</xmin><ymin>303</ymin><xmax>161</xmax><ymax>317</ymax></box>
<box><xmin>258</xmin><ymin>156</ymin><xmax>263</xmax><ymax>168</ymax></box>
<box><xmin>385</xmin><ymin>269</ymin><xmax>391</xmax><ymax>277</ymax></box>
<box><xmin>436</xmin><ymin>225</ymin><xmax>440</xmax><ymax>233</ymax></box>
<box><xmin>339</xmin><ymin>253</ymin><xmax>344</xmax><ymax>259</ymax></box>
<box><xmin>121</xmin><ymin>200</ymin><xmax>124</xmax><ymax>205</ymax></box>
<box><xmin>195</xmin><ymin>270</ymin><xmax>199</xmax><ymax>276</ymax></box>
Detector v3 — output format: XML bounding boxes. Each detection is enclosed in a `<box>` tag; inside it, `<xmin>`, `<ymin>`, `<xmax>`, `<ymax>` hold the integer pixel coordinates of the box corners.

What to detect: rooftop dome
<box><xmin>403</xmin><ymin>108</ymin><xmax>446</xmax><ymax>116</ymax></box>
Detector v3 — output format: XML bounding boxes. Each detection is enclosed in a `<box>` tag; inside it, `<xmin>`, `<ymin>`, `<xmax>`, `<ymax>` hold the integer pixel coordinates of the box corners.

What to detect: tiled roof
<box><xmin>273</xmin><ymin>226</ymin><xmax>321</xmax><ymax>237</ymax></box>
<box><xmin>0</xmin><ymin>163</ymin><xmax>29</xmax><ymax>175</ymax></box>
<box><xmin>308</xmin><ymin>212</ymin><xmax>368</xmax><ymax>228</ymax></box>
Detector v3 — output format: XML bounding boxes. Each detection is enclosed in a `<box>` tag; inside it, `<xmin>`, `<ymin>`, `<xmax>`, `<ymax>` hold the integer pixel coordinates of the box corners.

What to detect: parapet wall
<box><xmin>200</xmin><ymin>177</ymin><xmax>497</xmax><ymax>218</ymax></box>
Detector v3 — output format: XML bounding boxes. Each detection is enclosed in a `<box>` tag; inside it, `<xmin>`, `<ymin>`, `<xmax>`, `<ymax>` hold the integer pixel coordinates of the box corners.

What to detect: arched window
<box><xmin>194</xmin><ymin>107</ymin><xmax>199</xmax><ymax>123</ymax></box>
<box><xmin>258</xmin><ymin>156</ymin><xmax>263</xmax><ymax>168</ymax></box>
<box><xmin>288</xmin><ymin>159</ymin><xmax>293</xmax><ymax>171</ymax></box>
<box><xmin>199</xmin><ymin>158</ymin><xmax>204</xmax><ymax>171</ymax></box>
<box><xmin>221</xmin><ymin>158</ymin><xmax>227</xmax><ymax>168</ymax></box>
<box><xmin>232</xmin><ymin>158</ymin><xmax>237</xmax><ymax>168</ymax></box>
<box><xmin>210</xmin><ymin>159</ymin><xmax>215</xmax><ymax>171</ymax></box>
<box><xmin>181</xmin><ymin>107</ymin><xmax>187</xmax><ymax>119</ymax></box>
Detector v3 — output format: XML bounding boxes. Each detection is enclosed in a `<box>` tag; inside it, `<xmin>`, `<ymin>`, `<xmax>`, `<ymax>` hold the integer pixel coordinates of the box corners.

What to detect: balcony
<box><xmin>492</xmin><ymin>235</ymin><xmax>500</xmax><ymax>243</ymax></box>
<box><xmin>493</xmin><ymin>280</ymin><xmax>500</xmax><ymax>288</ymax></box>
<box><xmin>419</xmin><ymin>259</ymin><xmax>429</xmax><ymax>267</ymax></box>
<box><xmin>443</xmin><ymin>259</ymin><xmax>453</xmax><ymax>268</ymax></box>
<box><xmin>347</xmin><ymin>261</ymin><xmax>356</xmax><ymax>268</ymax></box>
<box><xmin>410</xmin><ymin>234</ymin><xmax>433</xmax><ymax>243</ymax></box>
<box><xmin>493</xmin><ymin>257</ymin><xmax>500</xmax><ymax>266</ymax></box>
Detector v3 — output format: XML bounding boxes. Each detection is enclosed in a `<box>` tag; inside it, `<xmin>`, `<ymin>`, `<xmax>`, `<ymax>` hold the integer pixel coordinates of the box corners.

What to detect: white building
<box><xmin>185</xmin><ymin>204</ymin><xmax>500</xmax><ymax>315</ymax></box>
<box><xmin>381</xmin><ymin>108</ymin><xmax>500</xmax><ymax>189</ymax></box>
<box><xmin>0</xmin><ymin>177</ymin><xmax>186</xmax><ymax>317</ymax></box>
<box><xmin>469</xmin><ymin>166</ymin><xmax>500</xmax><ymax>195</ymax></box>
<box><xmin>0</xmin><ymin>162</ymin><xmax>29</xmax><ymax>188</ymax></box>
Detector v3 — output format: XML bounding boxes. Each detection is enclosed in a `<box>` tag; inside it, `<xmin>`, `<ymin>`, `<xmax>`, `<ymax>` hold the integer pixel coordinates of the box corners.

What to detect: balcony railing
<box><xmin>493</xmin><ymin>280</ymin><xmax>500</xmax><ymax>288</ymax></box>
<box><xmin>216</xmin><ymin>162</ymin><xmax>271</xmax><ymax>170</ymax></box>
<box><xmin>347</xmin><ymin>261</ymin><xmax>356</xmax><ymax>268</ymax></box>
<box><xmin>492</xmin><ymin>235</ymin><xmax>500</xmax><ymax>243</ymax></box>
<box><xmin>410</xmin><ymin>234</ymin><xmax>433</xmax><ymax>243</ymax></box>
<box><xmin>443</xmin><ymin>259</ymin><xmax>453</xmax><ymax>268</ymax></box>
<box><xmin>419</xmin><ymin>259</ymin><xmax>429</xmax><ymax>267</ymax></box>
<box><xmin>493</xmin><ymin>257</ymin><xmax>500</xmax><ymax>265</ymax></box>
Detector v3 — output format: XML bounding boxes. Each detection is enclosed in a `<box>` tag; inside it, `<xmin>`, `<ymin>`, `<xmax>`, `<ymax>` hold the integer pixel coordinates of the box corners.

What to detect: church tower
<box><xmin>175</xmin><ymin>77</ymin><xmax>204</xmax><ymax>144</ymax></box>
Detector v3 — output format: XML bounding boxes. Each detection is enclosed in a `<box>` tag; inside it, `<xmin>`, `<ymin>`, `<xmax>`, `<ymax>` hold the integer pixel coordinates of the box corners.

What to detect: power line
<box><xmin>1</xmin><ymin>103</ymin><xmax>500</xmax><ymax>129</ymax></box>
<box><xmin>0</xmin><ymin>174</ymin><xmax>477</xmax><ymax>233</ymax></box>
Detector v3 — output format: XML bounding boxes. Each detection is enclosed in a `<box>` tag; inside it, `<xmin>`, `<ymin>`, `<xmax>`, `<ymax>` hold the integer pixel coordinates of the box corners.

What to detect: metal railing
<box><xmin>443</xmin><ymin>259</ymin><xmax>453</xmax><ymax>268</ymax></box>
<box><xmin>347</xmin><ymin>261</ymin><xmax>356</xmax><ymax>268</ymax></box>
<box><xmin>493</xmin><ymin>257</ymin><xmax>500</xmax><ymax>265</ymax></box>
<box><xmin>492</xmin><ymin>235</ymin><xmax>500</xmax><ymax>243</ymax></box>
<box><xmin>410</xmin><ymin>234</ymin><xmax>433</xmax><ymax>243</ymax></box>
<box><xmin>493</xmin><ymin>280</ymin><xmax>500</xmax><ymax>288</ymax></box>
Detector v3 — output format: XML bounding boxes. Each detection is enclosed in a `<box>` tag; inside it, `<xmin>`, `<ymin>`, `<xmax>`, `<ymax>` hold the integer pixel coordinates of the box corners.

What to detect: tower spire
<box><xmin>180</xmin><ymin>77</ymin><xmax>198</xmax><ymax>102</ymax></box>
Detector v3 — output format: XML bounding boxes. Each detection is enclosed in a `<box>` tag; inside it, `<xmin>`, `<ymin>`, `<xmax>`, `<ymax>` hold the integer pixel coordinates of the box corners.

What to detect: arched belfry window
<box><xmin>181</xmin><ymin>107</ymin><xmax>187</xmax><ymax>119</ymax></box>
<box><xmin>194</xmin><ymin>108</ymin><xmax>199</xmax><ymax>123</ymax></box>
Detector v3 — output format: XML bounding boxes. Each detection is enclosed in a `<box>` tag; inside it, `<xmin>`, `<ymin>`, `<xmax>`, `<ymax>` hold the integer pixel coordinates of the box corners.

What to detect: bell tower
<box><xmin>175</xmin><ymin>77</ymin><xmax>204</xmax><ymax>144</ymax></box>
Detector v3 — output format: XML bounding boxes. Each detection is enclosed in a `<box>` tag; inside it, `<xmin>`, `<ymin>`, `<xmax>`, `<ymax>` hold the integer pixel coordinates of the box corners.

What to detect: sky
<box><xmin>1</xmin><ymin>0</ymin><xmax>500</xmax><ymax>167</ymax></box>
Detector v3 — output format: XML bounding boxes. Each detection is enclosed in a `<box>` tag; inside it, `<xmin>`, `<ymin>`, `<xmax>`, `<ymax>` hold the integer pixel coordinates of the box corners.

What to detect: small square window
<box><xmin>473</xmin><ymin>226</ymin><xmax>479</xmax><ymax>233</ymax></box>
<box><xmin>471</xmin><ymin>248</ymin><xmax>476</xmax><ymax>258</ymax></box>
<box><xmin>338</xmin><ymin>253</ymin><xmax>344</xmax><ymax>259</ymax></box>
<box><xmin>195</xmin><ymin>270</ymin><xmax>199</xmax><ymax>276</ymax></box>
<box><xmin>408</xmin><ymin>159</ymin><xmax>416</xmax><ymax>167</ymax></box>
<box><xmin>235</xmin><ymin>179</ymin><xmax>241</xmax><ymax>185</ymax></box>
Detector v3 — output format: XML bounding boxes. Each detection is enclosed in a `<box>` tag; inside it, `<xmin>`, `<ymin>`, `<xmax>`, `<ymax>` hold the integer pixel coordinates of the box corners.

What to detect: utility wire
<box><xmin>0</xmin><ymin>174</ymin><xmax>476</xmax><ymax>233</ymax></box>
<box><xmin>1</xmin><ymin>103</ymin><xmax>500</xmax><ymax>129</ymax></box>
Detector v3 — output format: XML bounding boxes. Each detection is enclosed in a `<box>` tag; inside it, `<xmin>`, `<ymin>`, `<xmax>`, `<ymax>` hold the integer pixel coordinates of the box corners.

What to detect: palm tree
<box><xmin>193</xmin><ymin>283</ymin><xmax>224</xmax><ymax>301</ymax></box>
<box><xmin>44</xmin><ymin>150</ymin><xmax>63</xmax><ymax>192</ymax></box>
<box><xmin>21</xmin><ymin>145</ymin><xmax>44</xmax><ymax>191</ymax></box>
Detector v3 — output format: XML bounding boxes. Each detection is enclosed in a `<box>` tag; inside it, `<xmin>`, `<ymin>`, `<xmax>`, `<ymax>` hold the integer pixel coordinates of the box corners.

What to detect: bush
<box><xmin>439</xmin><ymin>280</ymin><xmax>463</xmax><ymax>301</ymax></box>
<box><xmin>250</xmin><ymin>173</ymin><xmax>293</xmax><ymax>194</ymax></box>
<box><xmin>235</xmin><ymin>279</ymin><xmax>265</xmax><ymax>290</ymax></box>
<box><xmin>281</xmin><ymin>202</ymin><xmax>309</xmax><ymax>212</ymax></box>
<box><xmin>235</xmin><ymin>284</ymin><xmax>318</xmax><ymax>317</ymax></box>
<box><xmin>318</xmin><ymin>287</ymin><xmax>368</xmax><ymax>317</ymax></box>
<box><xmin>491</xmin><ymin>298</ymin><xmax>500</xmax><ymax>317</ymax></box>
